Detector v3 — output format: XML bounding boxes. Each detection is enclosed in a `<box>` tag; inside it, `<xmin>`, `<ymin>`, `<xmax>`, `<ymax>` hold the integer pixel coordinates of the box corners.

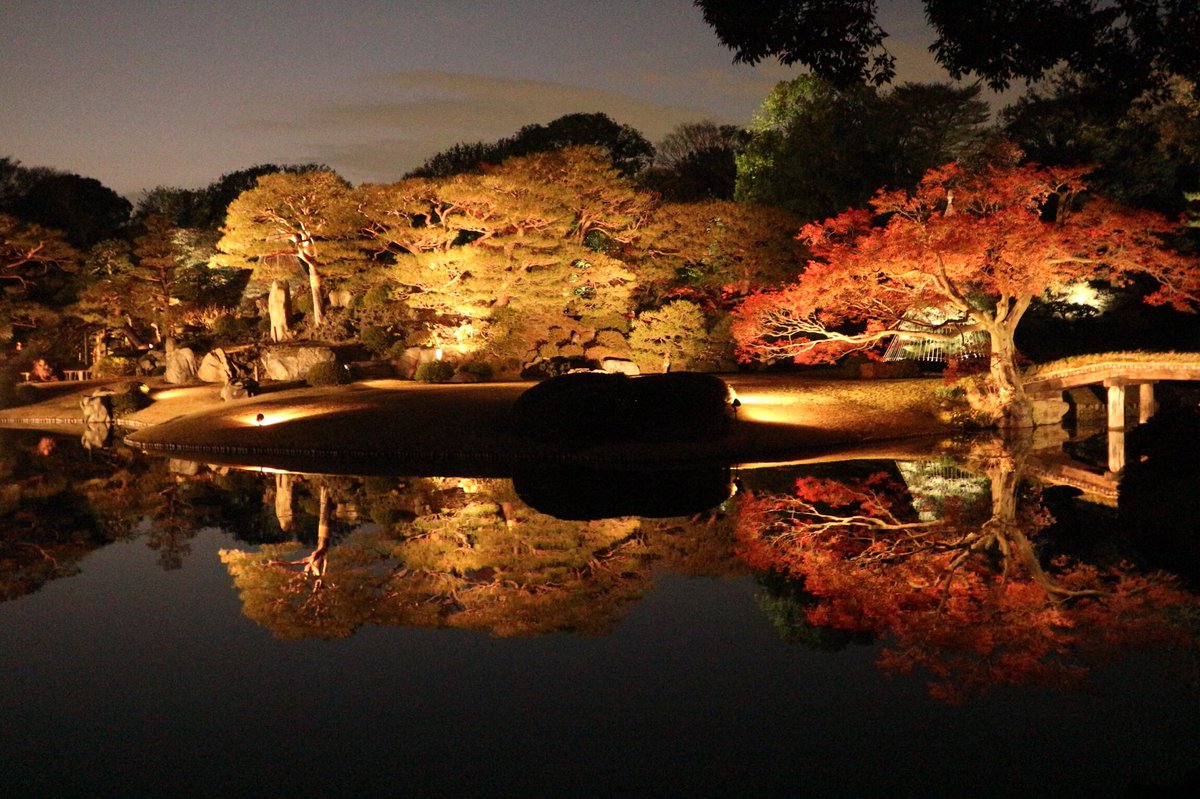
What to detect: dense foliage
<box><xmin>695</xmin><ymin>0</ymin><xmax>1200</xmax><ymax>95</ymax></box>
<box><xmin>735</xmin><ymin>76</ymin><xmax>992</xmax><ymax>220</ymax></box>
<box><xmin>732</xmin><ymin>158</ymin><xmax>1200</xmax><ymax>424</ymax></box>
<box><xmin>407</xmin><ymin>112</ymin><xmax>654</xmax><ymax>179</ymax></box>
<box><xmin>736</xmin><ymin>438</ymin><xmax>1199</xmax><ymax>701</ymax></box>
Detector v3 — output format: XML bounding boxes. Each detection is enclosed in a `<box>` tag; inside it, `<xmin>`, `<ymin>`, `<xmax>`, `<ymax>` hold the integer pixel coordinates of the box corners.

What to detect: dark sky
<box><xmin>2</xmin><ymin>0</ymin><xmax>951</xmax><ymax>196</ymax></box>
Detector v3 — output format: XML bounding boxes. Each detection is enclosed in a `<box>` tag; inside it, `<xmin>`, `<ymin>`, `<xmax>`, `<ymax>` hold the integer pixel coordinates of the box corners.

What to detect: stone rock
<box><xmin>169</xmin><ymin>459</ymin><xmax>200</xmax><ymax>476</ymax></box>
<box><xmin>259</xmin><ymin>346</ymin><xmax>335</xmax><ymax>382</ymax></box>
<box><xmin>328</xmin><ymin>288</ymin><xmax>353</xmax><ymax>308</ymax></box>
<box><xmin>1030</xmin><ymin>396</ymin><xmax>1071</xmax><ymax>427</ymax></box>
<box><xmin>80</xmin><ymin>391</ymin><xmax>113</xmax><ymax>424</ymax></box>
<box><xmin>136</xmin><ymin>349</ymin><xmax>165</xmax><ymax>376</ymax></box>
<box><xmin>164</xmin><ymin>347</ymin><xmax>198</xmax><ymax>385</ymax></box>
<box><xmin>80</xmin><ymin>423</ymin><xmax>112</xmax><ymax>450</ymax></box>
<box><xmin>197</xmin><ymin>348</ymin><xmax>231</xmax><ymax>383</ymax></box>
<box><xmin>395</xmin><ymin>346</ymin><xmax>454</xmax><ymax>379</ymax></box>
<box><xmin>600</xmin><ymin>358</ymin><xmax>639</xmax><ymax>376</ymax></box>
<box><xmin>1065</xmin><ymin>386</ymin><xmax>1106</xmax><ymax>423</ymax></box>
<box><xmin>220</xmin><ymin>381</ymin><xmax>249</xmax><ymax>402</ymax></box>
<box><xmin>269</xmin><ymin>280</ymin><xmax>291</xmax><ymax>343</ymax></box>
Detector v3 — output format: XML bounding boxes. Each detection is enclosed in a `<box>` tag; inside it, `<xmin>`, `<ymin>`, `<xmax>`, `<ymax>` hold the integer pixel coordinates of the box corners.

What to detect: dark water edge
<box><xmin>1</xmin><ymin>526</ymin><xmax>1198</xmax><ymax>799</ymax></box>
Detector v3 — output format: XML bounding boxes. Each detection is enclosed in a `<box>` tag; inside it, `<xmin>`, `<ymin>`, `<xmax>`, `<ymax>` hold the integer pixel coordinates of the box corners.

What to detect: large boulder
<box><xmin>511</xmin><ymin>371</ymin><xmax>736</xmax><ymax>446</ymax></box>
<box><xmin>196</xmin><ymin>348</ymin><xmax>232</xmax><ymax>383</ymax></box>
<box><xmin>80</xmin><ymin>390</ymin><xmax>113</xmax><ymax>424</ymax></box>
<box><xmin>164</xmin><ymin>347</ymin><xmax>198</xmax><ymax>385</ymax></box>
<box><xmin>80</xmin><ymin>423</ymin><xmax>112</xmax><ymax>450</ymax></box>
<box><xmin>269</xmin><ymin>280</ymin><xmax>291</xmax><ymax>343</ymax></box>
<box><xmin>220</xmin><ymin>379</ymin><xmax>253</xmax><ymax>402</ymax></box>
<box><xmin>259</xmin><ymin>346</ymin><xmax>336</xmax><ymax>382</ymax></box>
<box><xmin>601</xmin><ymin>358</ymin><xmax>639</xmax><ymax>376</ymax></box>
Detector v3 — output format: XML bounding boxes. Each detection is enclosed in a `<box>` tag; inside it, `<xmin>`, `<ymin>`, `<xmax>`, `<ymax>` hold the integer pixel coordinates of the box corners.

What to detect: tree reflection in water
<box><xmin>6</xmin><ymin>425</ymin><xmax>1198</xmax><ymax>704</ymax></box>
<box><xmin>219</xmin><ymin>474</ymin><xmax>743</xmax><ymax>640</ymax></box>
<box><xmin>736</xmin><ymin>433</ymin><xmax>1200</xmax><ymax>703</ymax></box>
<box><xmin>0</xmin><ymin>429</ymin><xmax>290</xmax><ymax>599</ymax></box>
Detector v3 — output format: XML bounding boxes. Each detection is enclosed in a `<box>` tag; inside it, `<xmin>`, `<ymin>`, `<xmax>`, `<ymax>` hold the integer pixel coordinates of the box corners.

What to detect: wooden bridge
<box><xmin>1024</xmin><ymin>352</ymin><xmax>1200</xmax><ymax>473</ymax></box>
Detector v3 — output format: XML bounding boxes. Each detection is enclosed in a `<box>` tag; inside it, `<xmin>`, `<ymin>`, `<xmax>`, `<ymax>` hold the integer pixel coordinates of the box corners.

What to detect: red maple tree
<box><xmin>732</xmin><ymin>158</ymin><xmax>1200</xmax><ymax>425</ymax></box>
<box><xmin>735</xmin><ymin>445</ymin><xmax>1197</xmax><ymax>702</ymax></box>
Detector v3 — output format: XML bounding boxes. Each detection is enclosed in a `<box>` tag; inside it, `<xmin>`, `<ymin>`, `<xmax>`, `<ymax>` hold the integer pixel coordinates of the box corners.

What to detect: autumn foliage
<box><xmin>735</xmin><ymin>450</ymin><xmax>1197</xmax><ymax>702</ymax></box>
<box><xmin>732</xmin><ymin>159</ymin><xmax>1200</xmax><ymax>422</ymax></box>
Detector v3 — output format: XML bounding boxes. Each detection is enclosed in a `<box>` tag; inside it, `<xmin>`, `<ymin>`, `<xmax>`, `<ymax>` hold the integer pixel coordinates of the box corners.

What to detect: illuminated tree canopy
<box><xmin>361</xmin><ymin>147</ymin><xmax>652</xmax><ymax>364</ymax></box>
<box><xmin>0</xmin><ymin>213</ymin><xmax>76</xmax><ymax>290</ymax></box>
<box><xmin>217</xmin><ymin>170</ymin><xmax>365</xmax><ymax>327</ymax></box>
<box><xmin>220</xmin><ymin>476</ymin><xmax>659</xmax><ymax>639</ymax></box>
<box><xmin>732</xmin><ymin>158</ymin><xmax>1200</xmax><ymax>424</ymax></box>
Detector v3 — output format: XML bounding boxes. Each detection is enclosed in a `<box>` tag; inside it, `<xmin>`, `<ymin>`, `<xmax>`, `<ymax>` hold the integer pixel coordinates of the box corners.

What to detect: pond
<box><xmin>1</xmin><ymin>423</ymin><xmax>1198</xmax><ymax>798</ymax></box>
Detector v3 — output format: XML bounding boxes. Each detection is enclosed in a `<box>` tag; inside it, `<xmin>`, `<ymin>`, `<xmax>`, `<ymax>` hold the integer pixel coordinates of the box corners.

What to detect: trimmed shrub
<box><xmin>110</xmin><ymin>381</ymin><xmax>152</xmax><ymax>416</ymax></box>
<box><xmin>212</xmin><ymin>314</ymin><xmax>248</xmax><ymax>336</ymax></box>
<box><xmin>363</xmin><ymin>285</ymin><xmax>392</xmax><ymax>307</ymax></box>
<box><xmin>305</xmin><ymin>360</ymin><xmax>346</xmax><ymax>387</ymax></box>
<box><xmin>91</xmin><ymin>355</ymin><xmax>138</xmax><ymax>378</ymax></box>
<box><xmin>511</xmin><ymin>371</ymin><xmax>735</xmax><ymax>446</ymax></box>
<box><xmin>414</xmin><ymin>360</ymin><xmax>455</xmax><ymax>383</ymax></box>
<box><xmin>458</xmin><ymin>361</ymin><xmax>493</xmax><ymax>382</ymax></box>
<box><xmin>386</xmin><ymin>340</ymin><xmax>412</xmax><ymax>360</ymax></box>
<box><xmin>360</xmin><ymin>325</ymin><xmax>395</xmax><ymax>356</ymax></box>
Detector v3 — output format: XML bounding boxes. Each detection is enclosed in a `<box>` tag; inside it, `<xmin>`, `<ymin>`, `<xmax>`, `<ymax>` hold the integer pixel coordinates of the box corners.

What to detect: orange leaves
<box><xmin>736</xmin><ymin>457</ymin><xmax>1199</xmax><ymax>702</ymax></box>
<box><xmin>733</xmin><ymin>160</ymin><xmax>1200</xmax><ymax>376</ymax></box>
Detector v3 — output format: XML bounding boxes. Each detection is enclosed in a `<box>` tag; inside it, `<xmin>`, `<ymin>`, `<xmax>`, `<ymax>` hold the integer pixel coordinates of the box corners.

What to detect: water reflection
<box><xmin>2</xmin><ymin>419</ymin><xmax>1198</xmax><ymax>705</ymax></box>
<box><xmin>219</xmin><ymin>472</ymin><xmax>741</xmax><ymax>639</ymax></box>
<box><xmin>0</xmin><ymin>427</ymin><xmax>287</xmax><ymax>598</ymax></box>
<box><xmin>737</xmin><ymin>430</ymin><xmax>1200</xmax><ymax>703</ymax></box>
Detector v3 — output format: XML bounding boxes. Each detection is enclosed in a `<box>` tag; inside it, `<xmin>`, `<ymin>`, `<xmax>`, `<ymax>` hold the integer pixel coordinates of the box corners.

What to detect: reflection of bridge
<box><xmin>1024</xmin><ymin>352</ymin><xmax>1200</xmax><ymax>473</ymax></box>
<box><xmin>1025</xmin><ymin>451</ymin><xmax>1119</xmax><ymax>505</ymax></box>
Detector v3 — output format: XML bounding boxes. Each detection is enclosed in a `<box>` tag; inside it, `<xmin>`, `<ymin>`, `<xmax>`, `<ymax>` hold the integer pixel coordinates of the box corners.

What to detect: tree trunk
<box><xmin>300</xmin><ymin>257</ymin><xmax>324</xmax><ymax>327</ymax></box>
<box><xmin>295</xmin><ymin>242</ymin><xmax>324</xmax><ymax>327</ymax></box>
<box><xmin>986</xmin><ymin>322</ymin><xmax>1032</xmax><ymax>429</ymax></box>
<box><xmin>305</xmin><ymin>485</ymin><xmax>331</xmax><ymax>580</ymax></box>
<box><xmin>274</xmin><ymin>473</ymin><xmax>294</xmax><ymax>533</ymax></box>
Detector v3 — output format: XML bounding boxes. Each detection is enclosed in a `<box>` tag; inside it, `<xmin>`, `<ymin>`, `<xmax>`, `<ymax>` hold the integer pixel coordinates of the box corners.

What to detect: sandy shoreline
<box><xmin>0</xmin><ymin>374</ymin><xmax>957</xmax><ymax>472</ymax></box>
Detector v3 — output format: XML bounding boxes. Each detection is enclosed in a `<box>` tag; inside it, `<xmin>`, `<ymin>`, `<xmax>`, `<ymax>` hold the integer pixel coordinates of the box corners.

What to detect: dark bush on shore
<box><xmin>414</xmin><ymin>360</ymin><xmax>455</xmax><ymax>383</ymax></box>
<box><xmin>110</xmin><ymin>381</ymin><xmax>152</xmax><ymax>416</ymax></box>
<box><xmin>511</xmin><ymin>371</ymin><xmax>736</xmax><ymax>446</ymax></box>
<box><xmin>514</xmin><ymin>464</ymin><xmax>734</xmax><ymax>519</ymax></box>
<box><xmin>359</xmin><ymin>325</ymin><xmax>395</xmax><ymax>356</ymax></box>
<box><xmin>305</xmin><ymin>360</ymin><xmax>347</xmax><ymax>387</ymax></box>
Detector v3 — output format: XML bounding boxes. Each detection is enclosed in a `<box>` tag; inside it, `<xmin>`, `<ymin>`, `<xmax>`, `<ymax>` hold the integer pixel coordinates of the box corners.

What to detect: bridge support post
<box><xmin>1106</xmin><ymin>383</ymin><xmax>1127</xmax><ymax>473</ymax></box>
<box><xmin>1108</xmin><ymin>429</ymin><xmax>1126</xmax><ymax>474</ymax></box>
<box><xmin>1106</xmin><ymin>384</ymin><xmax>1126</xmax><ymax>431</ymax></box>
<box><xmin>1138</xmin><ymin>382</ymin><xmax>1157</xmax><ymax>424</ymax></box>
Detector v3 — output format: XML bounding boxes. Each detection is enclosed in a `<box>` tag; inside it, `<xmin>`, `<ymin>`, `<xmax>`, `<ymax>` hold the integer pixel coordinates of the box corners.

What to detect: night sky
<box><xmin>2</xmin><ymin>0</ymin><xmax>947</xmax><ymax>196</ymax></box>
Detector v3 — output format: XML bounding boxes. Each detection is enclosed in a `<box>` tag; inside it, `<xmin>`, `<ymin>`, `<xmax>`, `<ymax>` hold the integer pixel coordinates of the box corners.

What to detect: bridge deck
<box><xmin>1024</xmin><ymin>353</ymin><xmax>1200</xmax><ymax>394</ymax></box>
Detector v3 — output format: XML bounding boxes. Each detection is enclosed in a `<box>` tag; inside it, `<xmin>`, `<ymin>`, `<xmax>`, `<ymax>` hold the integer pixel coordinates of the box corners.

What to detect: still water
<box><xmin>1</xmin><ymin>426</ymin><xmax>1198</xmax><ymax>798</ymax></box>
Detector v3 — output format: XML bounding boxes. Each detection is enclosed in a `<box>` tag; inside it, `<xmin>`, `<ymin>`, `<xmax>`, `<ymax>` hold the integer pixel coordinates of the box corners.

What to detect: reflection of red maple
<box><xmin>736</xmin><ymin>451</ymin><xmax>1197</xmax><ymax>703</ymax></box>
